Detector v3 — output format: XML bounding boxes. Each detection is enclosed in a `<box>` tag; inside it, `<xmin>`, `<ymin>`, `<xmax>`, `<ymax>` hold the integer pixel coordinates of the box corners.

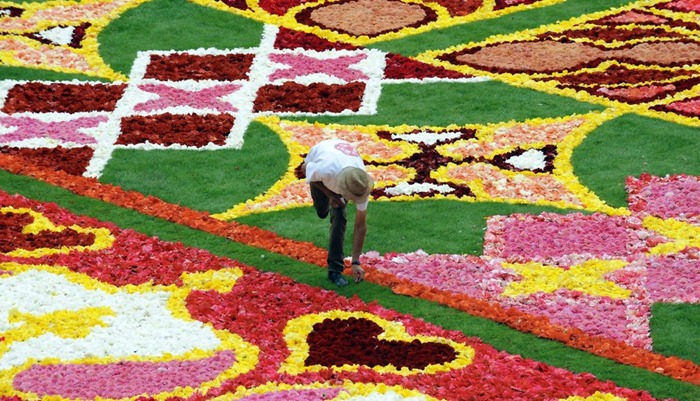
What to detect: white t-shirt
<box><xmin>305</xmin><ymin>139</ymin><xmax>369</xmax><ymax>211</ymax></box>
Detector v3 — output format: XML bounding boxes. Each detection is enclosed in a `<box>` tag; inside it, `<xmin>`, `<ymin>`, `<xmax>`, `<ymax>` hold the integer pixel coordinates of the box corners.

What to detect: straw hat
<box><xmin>337</xmin><ymin>167</ymin><xmax>373</xmax><ymax>202</ymax></box>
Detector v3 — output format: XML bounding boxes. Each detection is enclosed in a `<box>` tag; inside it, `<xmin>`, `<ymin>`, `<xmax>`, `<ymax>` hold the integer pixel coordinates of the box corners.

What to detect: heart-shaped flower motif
<box><xmin>280</xmin><ymin>310</ymin><xmax>474</xmax><ymax>375</ymax></box>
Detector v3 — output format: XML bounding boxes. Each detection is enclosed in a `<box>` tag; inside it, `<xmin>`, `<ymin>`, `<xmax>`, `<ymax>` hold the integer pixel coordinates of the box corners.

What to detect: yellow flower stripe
<box><xmin>211</xmin><ymin>116</ymin><xmax>309</xmax><ymax>219</ymax></box>
<box><xmin>561</xmin><ymin>391</ymin><xmax>628</xmax><ymax>401</ymax></box>
<box><xmin>180</xmin><ymin>267</ymin><xmax>244</xmax><ymax>293</ymax></box>
<box><xmin>551</xmin><ymin>109</ymin><xmax>630</xmax><ymax>216</ymax></box>
<box><xmin>214</xmin><ymin>381</ymin><xmax>443</xmax><ymax>400</ymax></box>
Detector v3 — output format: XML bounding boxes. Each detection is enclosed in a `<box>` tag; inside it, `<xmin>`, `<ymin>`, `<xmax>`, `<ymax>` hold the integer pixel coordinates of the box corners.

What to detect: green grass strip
<box><xmin>98</xmin><ymin>0</ymin><xmax>265</xmax><ymax>75</ymax></box>
<box><xmin>290</xmin><ymin>80</ymin><xmax>605</xmax><ymax>127</ymax></box>
<box><xmin>370</xmin><ymin>0</ymin><xmax>638</xmax><ymax>56</ymax></box>
<box><xmin>100</xmin><ymin>121</ymin><xmax>289</xmax><ymax>214</ymax></box>
<box><xmin>0</xmin><ymin>66</ymin><xmax>104</xmax><ymax>82</ymax></box>
<box><xmin>652</xmin><ymin>304</ymin><xmax>700</xmax><ymax>366</ymax></box>
<box><xmin>237</xmin><ymin>200</ymin><xmax>576</xmax><ymax>256</ymax></box>
<box><xmin>1</xmin><ymin>170</ymin><xmax>698</xmax><ymax>400</ymax></box>
<box><xmin>573</xmin><ymin>114</ymin><xmax>700</xmax><ymax>208</ymax></box>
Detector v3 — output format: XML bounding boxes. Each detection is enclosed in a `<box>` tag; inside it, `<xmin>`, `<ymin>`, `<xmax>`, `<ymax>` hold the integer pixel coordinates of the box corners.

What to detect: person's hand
<box><xmin>351</xmin><ymin>263</ymin><xmax>365</xmax><ymax>283</ymax></box>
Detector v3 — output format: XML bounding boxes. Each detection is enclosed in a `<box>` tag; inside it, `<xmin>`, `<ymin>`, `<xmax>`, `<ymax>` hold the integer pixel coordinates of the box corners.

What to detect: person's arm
<box><xmin>310</xmin><ymin>181</ymin><xmax>346</xmax><ymax>208</ymax></box>
<box><xmin>350</xmin><ymin>209</ymin><xmax>367</xmax><ymax>283</ymax></box>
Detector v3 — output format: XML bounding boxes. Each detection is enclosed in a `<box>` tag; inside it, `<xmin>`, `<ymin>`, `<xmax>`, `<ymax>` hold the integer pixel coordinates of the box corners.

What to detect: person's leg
<box><xmin>311</xmin><ymin>185</ymin><xmax>347</xmax><ymax>285</ymax></box>
<box><xmin>327</xmin><ymin>205</ymin><xmax>347</xmax><ymax>274</ymax></box>
<box><xmin>310</xmin><ymin>184</ymin><xmax>330</xmax><ymax>219</ymax></box>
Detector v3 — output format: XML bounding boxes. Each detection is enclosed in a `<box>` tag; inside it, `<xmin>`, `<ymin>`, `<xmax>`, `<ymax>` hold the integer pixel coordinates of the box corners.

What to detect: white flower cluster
<box><xmin>505</xmin><ymin>148</ymin><xmax>546</xmax><ymax>171</ymax></box>
<box><xmin>0</xmin><ymin>268</ymin><xmax>221</xmax><ymax>370</ymax></box>
<box><xmin>384</xmin><ymin>182</ymin><xmax>454</xmax><ymax>196</ymax></box>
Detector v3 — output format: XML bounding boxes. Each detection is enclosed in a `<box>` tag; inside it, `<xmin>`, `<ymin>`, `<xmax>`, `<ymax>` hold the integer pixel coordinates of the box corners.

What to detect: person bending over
<box><xmin>302</xmin><ymin>139</ymin><xmax>374</xmax><ymax>287</ymax></box>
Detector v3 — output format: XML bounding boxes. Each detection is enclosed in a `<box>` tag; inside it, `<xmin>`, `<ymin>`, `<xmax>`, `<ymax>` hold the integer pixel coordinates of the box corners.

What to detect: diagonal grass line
<box><xmin>573</xmin><ymin>114</ymin><xmax>700</xmax><ymax>208</ymax></box>
<box><xmin>100</xmin><ymin>121</ymin><xmax>290</xmax><ymax>215</ymax></box>
<box><xmin>286</xmin><ymin>80</ymin><xmax>606</xmax><ymax>127</ymax></box>
<box><xmin>1</xmin><ymin>169</ymin><xmax>699</xmax><ymax>400</ymax></box>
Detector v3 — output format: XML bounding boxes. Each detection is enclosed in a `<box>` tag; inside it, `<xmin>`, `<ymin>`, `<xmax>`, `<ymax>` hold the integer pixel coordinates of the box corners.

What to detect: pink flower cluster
<box><xmin>13</xmin><ymin>351</ymin><xmax>237</xmax><ymax>399</ymax></box>
<box><xmin>643</xmin><ymin>255</ymin><xmax>700</xmax><ymax>303</ymax></box>
<box><xmin>484</xmin><ymin>212</ymin><xmax>657</xmax><ymax>264</ymax></box>
<box><xmin>238</xmin><ymin>388</ymin><xmax>343</xmax><ymax>401</ymax></box>
<box><xmin>627</xmin><ymin>173</ymin><xmax>700</xmax><ymax>224</ymax></box>
<box><xmin>363</xmin><ymin>174</ymin><xmax>699</xmax><ymax>349</ymax></box>
<box><xmin>362</xmin><ymin>250</ymin><xmax>652</xmax><ymax>348</ymax></box>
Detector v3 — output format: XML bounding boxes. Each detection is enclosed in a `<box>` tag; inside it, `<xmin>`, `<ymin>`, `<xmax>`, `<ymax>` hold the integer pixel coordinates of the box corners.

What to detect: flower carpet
<box><xmin>0</xmin><ymin>0</ymin><xmax>699</xmax><ymax>400</ymax></box>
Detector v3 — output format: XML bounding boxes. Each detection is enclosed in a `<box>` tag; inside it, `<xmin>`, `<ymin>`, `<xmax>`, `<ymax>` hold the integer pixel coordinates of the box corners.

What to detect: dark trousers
<box><xmin>310</xmin><ymin>185</ymin><xmax>347</xmax><ymax>273</ymax></box>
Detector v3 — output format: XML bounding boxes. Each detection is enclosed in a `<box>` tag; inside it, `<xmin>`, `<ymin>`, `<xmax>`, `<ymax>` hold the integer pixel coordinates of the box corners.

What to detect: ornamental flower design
<box><xmin>280</xmin><ymin>311</ymin><xmax>475</xmax><ymax>375</ymax></box>
<box><xmin>191</xmin><ymin>0</ymin><xmax>564</xmax><ymax>45</ymax></box>
<box><xmin>0</xmin><ymin>192</ymin><xmax>667</xmax><ymax>400</ymax></box>
<box><xmin>212</xmin><ymin>112</ymin><xmax>623</xmax><ymax>219</ymax></box>
<box><xmin>0</xmin><ymin>207</ymin><xmax>114</xmax><ymax>257</ymax></box>
<box><xmin>0</xmin><ymin>263</ymin><xmax>256</xmax><ymax>400</ymax></box>
<box><xmin>0</xmin><ymin>28</ymin><xmax>393</xmax><ymax>177</ymax></box>
<box><xmin>0</xmin><ymin>0</ymin><xmax>698</xmax><ymax>397</ymax></box>
<box><xmin>420</xmin><ymin>0</ymin><xmax>700</xmax><ymax>125</ymax></box>
<box><xmin>361</xmin><ymin>174</ymin><xmax>699</xmax><ymax>353</ymax></box>
<box><xmin>0</xmin><ymin>0</ymin><xmax>149</xmax><ymax>80</ymax></box>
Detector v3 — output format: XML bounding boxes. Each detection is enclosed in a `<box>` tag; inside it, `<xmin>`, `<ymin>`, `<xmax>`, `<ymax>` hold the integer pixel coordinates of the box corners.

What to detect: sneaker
<box><xmin>328</xmin><ymin>271</ymin><xmax>348</xmax><ymax>287</ymax></box>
